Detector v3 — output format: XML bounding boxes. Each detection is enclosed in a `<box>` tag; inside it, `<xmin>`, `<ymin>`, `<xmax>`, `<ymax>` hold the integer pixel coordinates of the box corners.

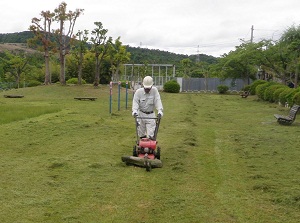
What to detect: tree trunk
<box><xmin>281</xmin><ymin>74</ymin><xmax>286</xmax><ymax>84</ymax></box>
<box><xmin>60</xmin><ymin>51</ymin><xmax>66</xmax><ymax>85</ymax></box>
<box><xmin>294</xmin><ymin>61</ymin><xmax>299</xmax><ymax>88</ymax></box>
<box><xmin>15</xmin><ymin>74</ymin><xmax>20</xmax><ymax>89</ymax></box>
<box><xmin>78</xmin><ymin>51</ymin><xmax>83</xmax><ymax>85</ymax></box>
<box><xmin>116</xmin><ymin>66</ymin><xmax>120</xmax><ymax>81</ymax></box>
<box><xmin>44</xmin><ymin>52</ymin><xmax>51</xmax><ymax>85</ymax></box>
<box><xmin>94</xmin><ymin>54</ymin><xmax>100</xmax><ymax>86</ymax></box>
<box><xmin>295</xmin><ymin>70</ymin><xmax>298</xmax><ymax>88</ymax></box>
<box><xmin>59</xmin><ymin>18</ymin><xmax>66</xmax><ymax>86</ymax></box>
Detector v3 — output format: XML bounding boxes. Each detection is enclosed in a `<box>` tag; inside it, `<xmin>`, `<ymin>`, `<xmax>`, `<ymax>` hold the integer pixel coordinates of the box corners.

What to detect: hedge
<box><xmin>250</xmin><ymin>80</ymin><xmax>267</xmax><ymax>95</ymax></box>
<box><xmin>256</xmin><ymin>82</ymin><xmax>276</xmax><ymax>100</ymax></box>
<box><xmin>278</xmin><ymin>88</ymin><xmax>295</xmax><ymax>106</ymax></box>
<box><xmin>264</xmin><ymin>84</ymin><xmax>285</xmax><ymax>102</ymax></box>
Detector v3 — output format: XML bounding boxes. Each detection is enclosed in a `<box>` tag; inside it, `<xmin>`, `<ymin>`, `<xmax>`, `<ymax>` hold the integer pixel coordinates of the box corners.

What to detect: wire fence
<box><xmin>120</xmin><ymin>76</ymin><xmax>250</xmax><ymax>92</ymax></box>
<box><xmin>177</xmin><ymin>78</ymin><xmax>250</xmax><ymax>92</ymax></box>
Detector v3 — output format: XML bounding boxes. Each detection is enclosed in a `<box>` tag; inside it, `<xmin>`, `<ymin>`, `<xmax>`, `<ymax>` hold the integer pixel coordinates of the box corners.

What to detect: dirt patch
<box><xmin>0</xmin><ymin>43</ymin><xmax>38</xmax><ymax>54</ymax></box>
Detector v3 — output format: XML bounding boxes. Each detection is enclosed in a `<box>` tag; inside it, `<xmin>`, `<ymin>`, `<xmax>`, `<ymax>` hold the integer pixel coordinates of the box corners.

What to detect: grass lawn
<box><xmin>0</xmin><ymin>85</ymin><xmax>300</xmax><ymax>223</ymax></box>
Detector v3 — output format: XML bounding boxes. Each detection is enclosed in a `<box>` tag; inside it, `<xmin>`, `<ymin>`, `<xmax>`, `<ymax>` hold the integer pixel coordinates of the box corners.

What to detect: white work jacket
<box><xmin>132</xmin><ymin>86</ymin><xmax>163</xmax><ymax>115</ymax></box>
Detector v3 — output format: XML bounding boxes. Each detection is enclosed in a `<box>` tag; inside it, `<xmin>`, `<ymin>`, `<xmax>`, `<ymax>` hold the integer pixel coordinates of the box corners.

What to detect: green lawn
<box><xmin>0</xmin><ymin>85</ymin><xmax>299</xmax><ymax>223</ymax></box>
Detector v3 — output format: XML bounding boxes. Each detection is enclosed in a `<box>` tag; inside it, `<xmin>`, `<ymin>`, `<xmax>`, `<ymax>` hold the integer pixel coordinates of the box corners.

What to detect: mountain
<box><xmin>0</xmin><ymin>31</ymin><xmax>217</xmax><ymax>65</ymax></box>
<box><xmin>125</xmin><ymin>46</ymin><xmax>217</xmax><ymax>65</ymax></box>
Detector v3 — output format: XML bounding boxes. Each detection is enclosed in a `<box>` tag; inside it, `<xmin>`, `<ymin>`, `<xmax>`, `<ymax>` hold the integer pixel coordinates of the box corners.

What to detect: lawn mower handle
<box><xmin>134</xmin><ymin>115</ymin><xmax>161</xmax><ymax>141</ymax></box>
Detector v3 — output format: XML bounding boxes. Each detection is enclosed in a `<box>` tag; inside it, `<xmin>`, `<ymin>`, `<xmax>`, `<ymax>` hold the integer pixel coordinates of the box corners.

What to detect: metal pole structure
<box><xmin>118</xmin><ymin>81</ymin><xmax>121</xmax><ymax>111</ymax></box>
<box><xmin>109</xmin><ymin>81</ymin><xmax>112</xmax><ymax>114</ymax></box>
<box><xmin>124</xmin><ymin>65</ymin><xmax>127</xmax><ymax>80</ymax></box>
<box><xmin>250</xmin><ymin>25</ymin><xmax>254</xmax><ymax>43</ymax></box>
<box><xmin>166</xmin><ymin>66</ymin><xmax>168</xmax><ymax>85</ymax></box>
<box><xmin>173</xmin><ymin>65</ymin><xmax>175</xmax><ymax>77</ymax></box>
<box><xmin>126</xmin><ymin>81</ymin><xmax>128</xmax><ymax>110</ymax></box>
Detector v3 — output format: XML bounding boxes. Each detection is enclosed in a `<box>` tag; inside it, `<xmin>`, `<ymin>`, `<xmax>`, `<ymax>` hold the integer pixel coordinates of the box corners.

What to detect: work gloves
<box><xmin>132</xmin><ymin>111</ymin><xmax>138</xmax><ymax>117</ymax></box>
<box><xmin>158</xmin><ymin>110</ymin><xmax>163</xmax><ymax>117</ymax></box>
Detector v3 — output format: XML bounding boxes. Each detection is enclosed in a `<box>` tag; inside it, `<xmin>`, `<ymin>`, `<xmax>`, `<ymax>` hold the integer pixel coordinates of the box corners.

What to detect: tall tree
<box><xmin>211</xmin><ymin>41</ymin><xmax>262</xmax><ymax>85</ymax></box>
<box><xmin>29</xmin><ymin>10</ymin><xmax>55</xmax><ymax>85</ymax></box>
<box><xmin>108</xmin><ymin>37</ymin><xmax>131</xmax><ymax>81</ymax></box>
<box><xmin>71</xmin><ymin>30</ymin><xmax>89</xmax><ymax>85</ymax></box>
<box><xmin>90</xmin><ymin>22</ymin><xmax>112</xmax><ymax>86</ymax></box>
<box><xmin>53</xmin><ymin>1</ymin><xmax>84</xmax><ymax>85</ymax></box>
<box><xmin>0</xmin><ymin>51</ymin><xmax>29</xmax><ymax>88</ymax></box>
<box><xmin>258</xmin><ymin>40</ymin><xmax>290</xmax><ymax>84</ymax></box>
<box><xmin>279</xmin><ymin>25</ymin><xmax>300</xmax><ymax>88</ymax></box>
<box><xmin>180</xmin><ymin>58</ymin><xmax>192</xmax><ymax>77</ymax></box>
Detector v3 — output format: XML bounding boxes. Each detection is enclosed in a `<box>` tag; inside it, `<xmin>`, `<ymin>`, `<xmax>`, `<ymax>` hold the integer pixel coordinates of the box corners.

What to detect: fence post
<box><xmin>126</xmin><ymin>81</ymin><xmax>128</xmax><ymax>110</ymax></box>
<box><xmin>118</xmin><ymin>81</ymin><xmax>121</xmax><ymax>111</ymax></box>
<box><xmin>109</xmin><ymin>81</ymin><xmax>112</xmax><ymax>114</ymax></box>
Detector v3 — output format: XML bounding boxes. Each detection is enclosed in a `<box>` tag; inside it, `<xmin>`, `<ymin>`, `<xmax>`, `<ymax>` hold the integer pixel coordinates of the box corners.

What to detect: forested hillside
<box><xmin>125</xmin><ymin>45</ymin><xmax>217</xmax><ymax>65</ymax></box>
<box><xmin>0</xmin><ymin>31</ymin><xmax>219</xmax><ymax>87</ymax></box>
<box><xmin>0</xmin><ymin>31</ymin><xmax>217</xmax><ymax>66</ymax></box>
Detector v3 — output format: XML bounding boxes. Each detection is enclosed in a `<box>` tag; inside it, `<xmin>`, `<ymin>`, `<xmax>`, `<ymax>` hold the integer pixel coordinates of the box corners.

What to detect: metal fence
<box><xmin>177</xmin><ymin>78</ymin><xmax>250</xmax><ymax>92</ymax></box>
<box><xmin>121</xmin><ymin>75</ymin><xmax>174</xmax><ymax>90</ymax></box>
<box><xmin>120</xmin><ymin>76</ymin><xmax>250</xmax><ymax>92</ymax></box>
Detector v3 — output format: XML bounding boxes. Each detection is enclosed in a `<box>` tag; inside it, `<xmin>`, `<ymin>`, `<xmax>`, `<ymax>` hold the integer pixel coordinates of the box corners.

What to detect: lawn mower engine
<box><xmin>134</xmin><ymin>138</ymin><xmax>160</xmax><ymax>160</ymax></box>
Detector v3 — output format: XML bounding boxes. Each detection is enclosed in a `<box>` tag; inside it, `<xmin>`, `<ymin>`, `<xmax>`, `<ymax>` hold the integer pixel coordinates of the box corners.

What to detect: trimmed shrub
<box><xmin>217</xmin><ymin>85</ymin><xmax>229</xmax><ymax>94</ymax></box>
<box><xmin>256</xmin><ymin>82</ymin><xmax>276</xmax><ymax>100</ymax></box>
<box><xmin>163</xmin><ymin>80</ymin><xmax>180</xmax><ymax>93</ymax></box>
<box><xmin>66</xmin><ymin>78</ymin><xmax>87</xmax><ymax>85</ymax></box>
<box><xmin>249</xmin><ymin>80</ymin><xmax>267</xmax><ymax>95</ymax></box>
<box><xmin>264</xmin><ymin>84</ymin><xmax>284</xmax><ymax>102</ymax></box>
<box><xmin>273</xmin><ymin>86</ymin><xmax>288</xmax><ymax>103</ymax></box>
<box><xmin>279</xmin><ymin>88</ymin><xmax>295</xmax><ymax>106</ymax></box>
<box><xmin>293</xmin><ymin>91</ymin><xmax>300</xmax><ymax>105</ymax></box>
<box><xmin>286</xmin><ymin>89</ymin><xmax>299</xmax><ymax>106</ymax></box>
<box><xmin>27</xmin><ymin>80</ymin><xmax>42</xmax><ymax>87</ymax></box>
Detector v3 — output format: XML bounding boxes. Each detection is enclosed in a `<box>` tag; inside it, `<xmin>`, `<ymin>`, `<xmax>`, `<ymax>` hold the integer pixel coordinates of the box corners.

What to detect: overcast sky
<box><xmin>1</xmin><ymin>0</ymin><xmax>300</xmax><ymax>57</ymax></box>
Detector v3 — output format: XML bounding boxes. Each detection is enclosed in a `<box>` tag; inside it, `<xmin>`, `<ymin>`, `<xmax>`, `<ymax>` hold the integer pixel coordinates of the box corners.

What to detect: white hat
<box><xmin>143</xmin><ymin>76</ymin><xmax>153</xmax><ymax>88</ymax></box>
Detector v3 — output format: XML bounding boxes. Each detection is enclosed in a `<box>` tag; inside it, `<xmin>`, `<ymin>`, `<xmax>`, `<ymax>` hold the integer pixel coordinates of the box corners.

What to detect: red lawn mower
<box><xmin>122</xmin><ymin>115</ymin><xmax>162</xmax><ymax>171</ymax></box>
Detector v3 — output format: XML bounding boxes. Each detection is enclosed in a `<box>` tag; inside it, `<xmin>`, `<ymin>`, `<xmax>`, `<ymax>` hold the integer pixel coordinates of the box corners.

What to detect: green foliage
<box><xmin>0</xmin><ymin>31</ymin><xmax>34</xmax><ymax>43</ymax></box>
<box><xmin>256</xmin><ymin>82</ymin><xmax>276</xmax><ymax>99</ymax></box>
<box><xmin>211</xmin><ymin>42</ymin><xmax>263</xmax><ymax>81</ymax></box>
<box><xmin>120</xmin><ymin>80</ymin><xmax>130</xmax><ymax>88</ymax></box>
<box><xmin>279</xmin><ymin>88</ymin><xmax>295</xmax><ymax>105</ymax></box>
<box><xmin>250</xmin><ymin>80</ymin><xmax>267</xmax><ymax>95</ymax></box>
<box><xmin>292</xmin><ymin>90</ymin><xmax>300</xmax><ymax>105</ymax></box>
<box><xmin>26</xmin><ymin>80</ymin><xmax>42</xmax><ymax>87</ymax></box>
<box><xmin>163</xmin><ymin>80</ymin><xmax>180</xmax><ymax>93</ymax></box>
<box><xmin>273</xmin><ymin>86</ymin><xmax>288</xmax><ymax>103</ymax></box>
<box><xmin>217</xmin><ymin>85</ymin><xmax>229</xmax><ymax>94</ymax></box>
<box><xmin>190</xmin><ymin>68</ymin><xmax>204</xmax><ymax>78</ymax></box>
<box><xmin>241</xmin><ymin>85</ymin><xmax>251</xmax><ymax>92</ymax></box>
<box><xmin>263</xmin><ymin>84</ymin><xmax>284</xmax><ymax>102</ymax></box>
<box><xmin>126</xmin><ymin>45</ymin><xmax>217</xmax><ymax>67</ymax></box>
<box><xmin>66</xmin><ymin>77</ymin><xmax>87</xmax><ymax>85</ymax></box>
<box><xmin>287</xmin><ymin>88</ymin><xmax>300</xmax><ymax>106</ymax></box>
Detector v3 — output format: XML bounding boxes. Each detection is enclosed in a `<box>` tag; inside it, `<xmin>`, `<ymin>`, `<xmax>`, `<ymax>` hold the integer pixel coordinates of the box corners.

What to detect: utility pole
<box><xmin>247</xmin><ymin>25</ymin><xmax>254</xmax><ymax>85</ymax></box>
<box><xmin>250</xmin><ymin>25</ymin><xmax>254</xmax><ymax>43</ymax></box>
<box><xmin>196</xmin><ymin>45</ymin><xmax>200</xmax><ymax>63</ymax></box>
